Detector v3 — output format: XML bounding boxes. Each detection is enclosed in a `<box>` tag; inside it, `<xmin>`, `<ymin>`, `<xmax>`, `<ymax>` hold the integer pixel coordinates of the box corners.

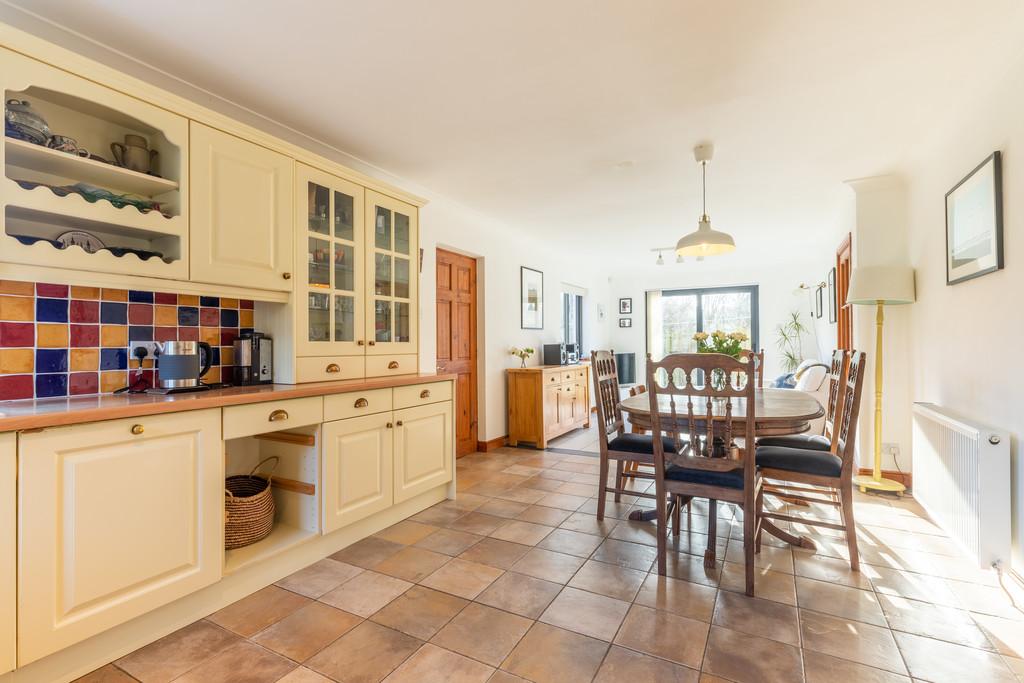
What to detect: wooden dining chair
<box><xmin>590</xmin><ymin>350</ymin><xmax>662</xmax><ymax>520</ymax></box>
<box><xmin>756</xmin><ymin>350</ymin><xmax>867</xmax><ymax>570</ymax></box>
<box><xmin>758</xmin><ymin>349</ymin><xmax>848</xmax><ymax>453</ymax></box>
<box><xmin>740</xmin><ymin>348</ymin><xmax>765</xmax><ymax>388</ymax></box>
<box><xmin>646</xmin><ymin>352</ymin><xmax>762</xmax><ymax>595</ymax></box>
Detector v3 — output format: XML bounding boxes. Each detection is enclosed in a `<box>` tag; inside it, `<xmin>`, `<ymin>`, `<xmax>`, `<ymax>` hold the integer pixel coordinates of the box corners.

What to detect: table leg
<box><xmin>761</xmin><ymin>519</ymin><xmax>817</xmax><ymax>550</ymax></box>
<box><xmin>704</xmin><ymin>499</ymin><xmax>718</xmax><ymax>568</ymax></box>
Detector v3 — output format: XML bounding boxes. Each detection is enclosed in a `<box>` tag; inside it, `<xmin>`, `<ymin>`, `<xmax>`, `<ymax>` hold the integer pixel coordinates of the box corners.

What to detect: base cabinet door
<box><xmin>393</xmin><ymin>402</ymin><xmax>453</xmax><ymax>504</ymax></box>
<box><xmin>17</xmin><ymin>410</ymin><xmax>222</xmax><ymax>664</ymax></box>
<box><xmin>322</xmin><ymin>413</ymin><xmax>394</xmax><ymax>533</ymax></box>
<box><xmin>0</xmin><ymin>434</ymin><xmax>13</xmax><ymax>675</ymax></box>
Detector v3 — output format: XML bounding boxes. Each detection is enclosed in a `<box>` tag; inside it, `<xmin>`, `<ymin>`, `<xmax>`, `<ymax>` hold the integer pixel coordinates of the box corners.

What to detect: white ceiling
<box><xmin>7</xmin><ymin>0</ymin><xmax>1024</xmax><ymax>268</ymax></box>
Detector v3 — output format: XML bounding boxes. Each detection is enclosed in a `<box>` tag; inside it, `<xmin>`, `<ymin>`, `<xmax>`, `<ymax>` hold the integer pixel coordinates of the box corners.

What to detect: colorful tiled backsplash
<box><xmin>0</xmin><ymin>280</ymin><xmax>254</xmax><ymax>400</ymax></box>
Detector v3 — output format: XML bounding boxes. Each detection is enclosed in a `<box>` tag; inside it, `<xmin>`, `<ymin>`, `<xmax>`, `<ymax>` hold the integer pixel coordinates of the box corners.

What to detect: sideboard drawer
<box><xmin>394</xmin><ymin>381</ymin><xmax>452</xmax><ymax>410</ymax></box>
<box><xmin>295</xmin><ymin>355</ymin><xmax>365</xmax><ymax>383</ymax></box>
<box><xmin>223</xmin><ymin>397</ymin><xmax>323</xmax><ymax>439</ymax></box>
<box><xmin>324</xmin><ymin>388</ymin><xmax>393</xmax><ymax>421</ymax></box>
<box><xmin>366</xmin><ymin>354</ymin><xmax>417</xmax><ymax>378</ymax></box>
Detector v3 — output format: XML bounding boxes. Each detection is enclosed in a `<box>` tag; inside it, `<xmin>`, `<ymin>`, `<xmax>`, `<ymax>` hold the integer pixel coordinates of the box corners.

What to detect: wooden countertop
<box><xmin>0</xmin><ymin>373</ymin><xmax>456</xmax><ymax>433</ymax></box>
<box><xmin>507</xmin><ymin>363</ymin><xmax>589</xmax><ymax>372</ymax></box>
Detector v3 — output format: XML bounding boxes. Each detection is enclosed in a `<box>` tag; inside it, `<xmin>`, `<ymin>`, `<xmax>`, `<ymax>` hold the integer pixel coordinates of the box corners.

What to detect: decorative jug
<box><xmin>111</xmin><ymin>134</ymin><xmax>159</xmax><ymax>174</ymax></box>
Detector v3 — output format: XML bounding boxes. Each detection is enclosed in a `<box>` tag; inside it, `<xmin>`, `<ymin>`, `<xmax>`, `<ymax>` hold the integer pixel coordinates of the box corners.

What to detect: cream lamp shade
<box><xmin>847</xmin><ymin>265</ymin><xmax>916</xmax><ymax>305</ymax></box>
<box><xmin>675</xmin><ymin>217</ymin><xmax>736</xmax><ymax>257</ymax></box>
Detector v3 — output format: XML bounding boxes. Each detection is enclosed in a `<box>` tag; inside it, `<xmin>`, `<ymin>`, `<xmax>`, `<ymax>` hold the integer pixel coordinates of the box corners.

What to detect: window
<box><xmin>562</xmin><ymin>292</ymin><xmax>583</xmax><ymax>349</ymax></box>
<box><xmin>646</xmin><ymin>285</ymin><xmax>758</xmax><ymax>360</ymax></box>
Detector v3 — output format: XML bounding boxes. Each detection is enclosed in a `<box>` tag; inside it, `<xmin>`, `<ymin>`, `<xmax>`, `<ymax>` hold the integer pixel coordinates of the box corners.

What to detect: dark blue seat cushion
<box><xmin>757</xmin><ymin>434</ymin><xmax>831</xmax><ymax>451</ymax></box>
<box><xmin>756</xmin><ymin>446</ymin><xmax>842</xmax><ymax>477</ymax></box>
<box><xmin>608</xmin><ymin>433</ymin><xmax>680</xmax><ymax>455</ymax></box>
<box><xmin>664</xmin><ymin>464</ymin><xmax>745</xmax><ymax>489</ymax></box>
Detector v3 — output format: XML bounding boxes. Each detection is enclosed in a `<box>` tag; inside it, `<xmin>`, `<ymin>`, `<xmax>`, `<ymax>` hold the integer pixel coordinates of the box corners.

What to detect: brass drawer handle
<box><xmin>396</xmin><ymin>420</ymin><xmax>404</xmax><ymax>426</ymax></box>
<box><xmin>388</xmin><ymin>361</ymin><xmax>399</xmax><ymax>369</ymax></box>
<box><xmin>368</xmin><ymin>340</ymin><xmax>376</xmax><ymax>346</ymax></box>
<box><xmin>130</xmin><ymin>424</ymin><xmax>144</xmax><ymax>435</ymax></box>
<box><xmin>268</xmin><ymin>409</ymin><xmax>289</xmax><ymax>422</ymax></box>
<box><xmin>326</xmin><ymin>363</ymin><xmax>341</xmax><ymax>373</ymax></box>
<box><xmin>420</xmin><ymin>389</ymin><xmax>431</xmax><ymax>399</ymax></box>
<box><xmin>354</xmin><ymin>398</ymin><xmax>369</xmax><ymax>408</ymax></box>
<box><xmin>357</xmin><ymin>340</ymin><xmax>365</xmax><ymax>346</ymax></box>
<box><xmin>386</xmin><ymin>422</ymin><xmax>393</xmax><ymax>429</ymax></box>
<box><xmin>282</xmin><ymin>272</ymin><xmax>292</xmax><ymax>280</ymax></box>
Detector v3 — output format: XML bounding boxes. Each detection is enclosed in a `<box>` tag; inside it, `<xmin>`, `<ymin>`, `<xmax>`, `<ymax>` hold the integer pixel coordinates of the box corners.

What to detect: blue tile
<box><xmin>35</xmin><ymin>349</ymin><xmax>68</xmax><ymax>373</ymax></box>
<box><xmin>128</xmin><ymin>290</ymin><xmax>154</xmax><ymax>303</ymax></box>
<box><xmin>220</xmin><ymin>309</ymin><xmax>239</xmax><ymax>327</ymax></box>
<box><xmin>100</xmin><ymin>348</ymin><xmax>128</xmax><ymax>371</ymax></box>
<box><xmin>200</xmin><ymin>296</ymin><xmax>220</xmax><ymax>307</ymax></box>
<box><xmin>240</xmin><ymin>328</ymin><xmax>254</xmax><ymax>337</ymax></box>
<box><xmin>35</xmin><ymin>373</ymin><xmax>68</xmax><ymax>398</ymax></box>
<box><xmin>210</xmin><ymin>347</ymin><xmax>221</xmax><ymax>366</ymax></box>
<box><xmin>36</xmin><ymin>297</ymin><xmax>68</xmax><ymax>323</ymax></box>
<box><xmin>178</xmin><ymin>307</ymin><xmax>199</xmax><ymax>326</ymax></box>
<box><xmin>100</xmin><ymin>302</ymin><xmax>127</xmax><ymax>324</ymax></box>
<box><xmin>128</xmin><ymin>325</ymin><xmax>153</xmax><ymax>342</ymax></box>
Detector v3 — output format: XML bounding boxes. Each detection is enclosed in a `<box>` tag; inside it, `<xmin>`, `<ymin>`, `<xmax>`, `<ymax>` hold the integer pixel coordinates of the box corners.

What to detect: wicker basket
<box><xmin>225</xmin><ymin>456</ymin><xmax>278</xmax><ymax>550</ymax></box>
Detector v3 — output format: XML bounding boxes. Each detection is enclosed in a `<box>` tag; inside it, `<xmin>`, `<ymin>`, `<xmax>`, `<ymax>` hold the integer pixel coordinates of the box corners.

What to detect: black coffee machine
<box><xmin>233</xmin><ymin>332</ymin><xmax>273</xmax><ymax>385</ymax></box>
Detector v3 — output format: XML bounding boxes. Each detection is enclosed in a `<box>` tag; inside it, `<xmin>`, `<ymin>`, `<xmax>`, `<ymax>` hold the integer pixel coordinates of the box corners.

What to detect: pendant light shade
<box><xmin>675</xmin><ymin>144</ymin><xmax>736</xmax><ymax>257</ymax></box>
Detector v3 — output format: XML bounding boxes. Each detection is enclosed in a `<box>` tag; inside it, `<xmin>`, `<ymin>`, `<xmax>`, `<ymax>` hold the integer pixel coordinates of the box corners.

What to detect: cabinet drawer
<box><xmin>543</xmin><ymin>370</ymin><xmax>563</xmax><ymax>385</ymax></box>
<box><xmin>296</xmin><ymin>355</ymin><xmax>365</xmax><ymax>383</ymax></box>
<box><xmin>366</xmin><ymin>354</ymin><xmax>417</xmax><ymax>377</ymax></box>
<box><xmin>223</xmin><ymin>397</ymin><xmax>323</xmax><ymax>439</ymax></box>
<box><xmin>324</xmin><ymin>388</ymin><xmax>393</xmax><ymax>421</ymax></box>
<box><xmin>394</xmin><ymin>381</ymin><xmax>452</xmax><ymax>410</ymax></box>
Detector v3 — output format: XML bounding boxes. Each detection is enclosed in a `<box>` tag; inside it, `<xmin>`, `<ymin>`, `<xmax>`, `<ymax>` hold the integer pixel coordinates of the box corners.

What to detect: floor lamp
<box><xmin>846</xmin><ymin>265</ymin><xmax>915</xmax><ymax>495</ymax></box>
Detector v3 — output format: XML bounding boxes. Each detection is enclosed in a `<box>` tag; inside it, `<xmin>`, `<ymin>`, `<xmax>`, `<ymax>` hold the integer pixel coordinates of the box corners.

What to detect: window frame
<box><xmin>645</xmin><ymin>284</ymin><xmax>759</xmax><ymax>357</ymax></box>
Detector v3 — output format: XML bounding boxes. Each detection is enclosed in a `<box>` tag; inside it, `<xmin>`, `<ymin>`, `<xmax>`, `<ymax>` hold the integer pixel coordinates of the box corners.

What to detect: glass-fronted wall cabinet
<box><xmin>365</xmin><ymin>190</ymin><xmax>418</xmax><ymax>356</ymax></box>
<box><xmin>295</xmin><ymin>164</ymin><xmax>365</xmax><ymax>357</ymax></box>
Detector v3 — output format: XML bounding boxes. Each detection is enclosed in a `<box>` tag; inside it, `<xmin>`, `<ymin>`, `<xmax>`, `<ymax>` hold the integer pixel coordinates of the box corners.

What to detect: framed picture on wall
<box><xmin>619</xmin><ymin>318</ymin><xmax>632</xmax><ymax>328</ymax></box>
<box><xmin>946</xmin><ymin>151</ymin><xmax>1003</xmax><ymax>285</ymax></box>
<box><xmin>815</xmin><ymin>285</ymin><xmax>824</xmax><ymax>319</ymax></box>
<box><xmin>619</xmin><ymin>298</ymin><xmax>632</xmax><ymax>314</ymax></box>
<box><xmin>827</xmin><ymin>268</ymin><xmax>837</xmax><ymax>323</ymax></box>
<box><xmin>520</xmin><ymin>266</ymin><xmax>544</xmax><ymax>329</ymax></box>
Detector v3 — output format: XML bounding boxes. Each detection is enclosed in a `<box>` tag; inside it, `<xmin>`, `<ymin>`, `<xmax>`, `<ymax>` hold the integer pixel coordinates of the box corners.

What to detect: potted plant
<box><xmin>509</xmin><ymin>347</ymin><xmax>535</xmax><ymax>368</ymax></box>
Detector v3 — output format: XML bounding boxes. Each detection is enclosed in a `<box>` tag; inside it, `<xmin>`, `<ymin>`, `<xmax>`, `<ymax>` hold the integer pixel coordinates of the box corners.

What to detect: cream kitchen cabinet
<box><xmin>322</xmin><ymin>411</ymin><xmax>394</xmax><ymax>533</ymax></box>
<box><xmin>0</xmin><ymin>433</ymin><xmax>14</xmax><ymax>676</ymax></box>
<box><xmin>190</xmin><ymin>122</ymin><xmax>293</xmax><ymax>291</ymax></box>
<box><xmin>365</xmin><ymin>190</ymin><xmax>418</xmax><ymax>359</ymax></box>
<box><xmin>18</xmin><ymin>409</ymin><xmax>223</xmax><ymax>664</ymax></box>
<box><xmin>393</xmin><ymin>401</ymin><xmax>453</xmax><ymax>504</ymax></box>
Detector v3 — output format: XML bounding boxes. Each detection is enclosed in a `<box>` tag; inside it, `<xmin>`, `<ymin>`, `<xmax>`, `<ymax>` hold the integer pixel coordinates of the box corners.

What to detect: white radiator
<box><xmin>912</xmin><ymin>402</ymin><xmax>1010</xmax><ymax>569</ymax></box>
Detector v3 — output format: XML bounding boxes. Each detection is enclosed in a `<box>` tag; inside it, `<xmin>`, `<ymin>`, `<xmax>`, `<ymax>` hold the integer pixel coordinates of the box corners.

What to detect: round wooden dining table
<box><xmin>616</xmin><ymin>388</ymin><xmax>825</xmax><ymax>550</ymax></box>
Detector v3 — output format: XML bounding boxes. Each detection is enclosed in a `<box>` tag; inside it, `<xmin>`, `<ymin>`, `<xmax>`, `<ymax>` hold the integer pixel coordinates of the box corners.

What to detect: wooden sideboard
<box><xmin>507</xmin><ymin>364</ymin><xmax>590</xmax><ymax>448</ymax></box>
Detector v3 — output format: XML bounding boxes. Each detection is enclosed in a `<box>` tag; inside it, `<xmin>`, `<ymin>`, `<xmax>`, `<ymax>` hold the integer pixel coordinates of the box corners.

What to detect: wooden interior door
<box><xmin>836</xmin><ymin>233</ymin><xmax>853</xmax><ymax>349</ymax></box>
<box><xmin>435</xmin><ymin>249</ymin><xmax>477</xmax><ymax>456</ymax></box>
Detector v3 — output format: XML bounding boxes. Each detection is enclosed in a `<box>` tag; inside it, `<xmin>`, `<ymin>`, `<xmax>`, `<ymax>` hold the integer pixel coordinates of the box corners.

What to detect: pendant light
<box><xmin>675</xmin><ymin>144</ymin><xmax>736</xmax><ymax>257</ymax></box>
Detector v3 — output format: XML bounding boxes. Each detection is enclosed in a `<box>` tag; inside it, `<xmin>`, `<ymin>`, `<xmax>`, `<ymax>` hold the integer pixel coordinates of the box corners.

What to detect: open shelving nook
<box><xmin>223</xmin><ymin>425</ymin><xmax>321</xmax><ymax>575</ymax></box>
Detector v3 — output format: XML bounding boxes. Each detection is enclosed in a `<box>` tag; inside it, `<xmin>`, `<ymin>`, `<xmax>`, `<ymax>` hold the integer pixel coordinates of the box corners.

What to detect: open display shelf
<box><xmin>223</xmin><ymin>523</ymin><xmax>317</xmax><ymax>575</ymax></box>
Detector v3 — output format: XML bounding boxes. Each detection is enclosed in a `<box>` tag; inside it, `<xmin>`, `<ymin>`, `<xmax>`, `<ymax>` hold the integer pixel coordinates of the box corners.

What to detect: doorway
<box><xmin>435</xmin><ymin>248</ymin><xmax>478</xmax><ymax>457</ymax></box>
<box><xmin>836</xmin><ymin>233</ymin><xmax>852</xmax><ymax>349</ymax></box>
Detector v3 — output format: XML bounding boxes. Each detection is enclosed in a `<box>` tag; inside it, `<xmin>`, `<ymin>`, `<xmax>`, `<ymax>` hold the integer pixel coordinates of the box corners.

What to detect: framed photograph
<box><xmin>946</xmin><ymin>151</ymin><xmax>1003</xmax><ymax>285</ymax></box>
<box><xmin>618</xmin><ymin>318</ymin><xmax>632</xmax><ymax>328</ymax></box>
<box><xmin>618</xmin><ymin>297</ymin><xmax>632</xmax><ymax>314</ymax></box>
<box><xmin>815</xmin><ymin>285</ymin><xmax>824</xmax><ymax>319</ymax></box>
<box><xmin>520</xmin><ymin>266</ymin><xmax>544</xmax><ymax>329</ymax></box>
<box><xmin>827</xmin><ymin>268</ymin><xmax>837</xmax><ymax>323</ymax></box>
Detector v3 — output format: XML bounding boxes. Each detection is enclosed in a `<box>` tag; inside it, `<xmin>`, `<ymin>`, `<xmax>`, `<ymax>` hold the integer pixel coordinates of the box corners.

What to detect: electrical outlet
<box><xmin>128</xmin><ymin>341</ymin><xmax>160</xmax><ymax>363</ymax></box>
<box><xmin>882</xmin><ymin>442</ymin><xmax>901</xmax><ymax>458</ymax></box>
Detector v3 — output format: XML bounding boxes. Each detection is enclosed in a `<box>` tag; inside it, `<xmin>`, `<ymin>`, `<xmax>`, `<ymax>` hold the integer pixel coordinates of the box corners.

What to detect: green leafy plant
<box><xmin>775</xmin><ymin>311</ymin><xmax>808</xmax><ymax>373</ymax></box>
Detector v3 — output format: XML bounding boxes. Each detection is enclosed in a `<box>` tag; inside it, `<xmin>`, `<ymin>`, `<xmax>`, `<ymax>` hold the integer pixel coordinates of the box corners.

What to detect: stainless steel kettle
<box><xmin>155</xmin><ymin>341</ymin><xmax>212</xmax><ymax>388</ymax></box>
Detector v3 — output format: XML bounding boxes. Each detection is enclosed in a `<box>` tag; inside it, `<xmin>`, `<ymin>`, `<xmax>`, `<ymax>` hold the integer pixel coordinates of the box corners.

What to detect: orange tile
<box><xmin>101</xmin><ymin>288</ymin><xmax>128</xmax><ymax>302</ymax></box>
<box><xmin>0</xmin><ymin>349</ymin><xmax>33</xmax><ymax>374</ymax></box>
<box><xmin>101</xmin><ymin>325</ymin><xmax>128</xmax><ymax>347</ymax></box>
<box><xmin>100</xmin><ymin>371</ymin><xmax>127</xmax><ymax>393</ymax></box>
<box><xmin>178</xmin><ymin>295</ymin><xmax>200</xmax><ymax>306</ymax></box>
<box><xmin>141</xmin><ymin>358</ymin><xmax>155</xmax><ymax>369</ymax></box>
<box><xmin>154</xmin><ymin>305</ymin><xmax>177</xmax><ymax>326</ymax></box>
<box><xmin>200</xmin><ymin>327</ymin><xmax>219</xmax><ymax>346</ymax></box>
<box><xmin>220</xmin><ymin>298</ymin><xmax>239</xmax><ymax>309</ymax></box>
<box><xmin>70</xmin><ymin>348</ymin><xmax>99</xmax><ymax>371</ymax></box>
<box><xmin>240</xmin><ymin>310</ymin><xmax>254</xmax><ymax>327</ymax></box>
<box><xmin>70</xmin><ymin>286</ymin><xmax>101</xmax><ymax>300</ymax></box>
<box><xmin>0</xmin><ymin>280</ymin><xmax>34</xmax><ymax>296</ymax></box>
<box><xmin>37</xmin><ymin>323</ymin><xmax>69</xmax><ymax>348</ymax></box>
<box><xmin>220</xmin><ymin>346</ymin><xmax>234</xmax><ymax>366</ymax></box>
<box><xmin>0</xmin><ymin>296</ymin><xmax>34</xmax><ymax>321</ymax></box>
<box><xmin>205</xmin><ymin>366</ymin><xmax>221</xmax><ymax>383</ymax></box>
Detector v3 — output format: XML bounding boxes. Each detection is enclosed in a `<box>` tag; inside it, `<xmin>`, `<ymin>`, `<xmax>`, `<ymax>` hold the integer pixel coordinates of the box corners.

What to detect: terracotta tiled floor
<box><xmin>79</xmin><ymin>441</ymin><xmax>1024</xmax><ymax>683</ymax></box>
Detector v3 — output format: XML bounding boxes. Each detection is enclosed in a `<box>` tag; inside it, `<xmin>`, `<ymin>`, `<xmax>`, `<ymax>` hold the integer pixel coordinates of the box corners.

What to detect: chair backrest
<box><xmin>836</xmin><ymin>350</ymin><xmax>867</xmax><ymax>474</ymax></box>
<box><xmin>823</xmin><ymin>349</ymin><xmax>850</xmax><ymax>452</ymax></box>
<box><xmin>740</xmin><ymin>348</ymin><xmax>765</xmax><ymax>388</ymax></box>
<box><xmin>591</xmin><ymin>350</ymin><xmax>624</xmax><ymax>442</ymax></box>
<box><xmin>645</xmin><ymin>352</ymin><xmax>758</xmax><ymax>489</ymax></box>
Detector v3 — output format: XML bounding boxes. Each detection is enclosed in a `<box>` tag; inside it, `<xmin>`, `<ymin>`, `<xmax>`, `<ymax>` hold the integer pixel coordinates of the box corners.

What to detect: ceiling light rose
<box><xmin>676</xmin><ymin>143</ymin><xmax>736</xmax><ymax>258</ymax></box>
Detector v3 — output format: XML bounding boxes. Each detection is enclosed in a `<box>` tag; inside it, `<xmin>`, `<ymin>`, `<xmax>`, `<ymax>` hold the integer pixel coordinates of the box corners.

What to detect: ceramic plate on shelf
<box><xmin>56</xmin><ymin>230</ymin><xmax>105</xmax><ymax>254</ymax></box>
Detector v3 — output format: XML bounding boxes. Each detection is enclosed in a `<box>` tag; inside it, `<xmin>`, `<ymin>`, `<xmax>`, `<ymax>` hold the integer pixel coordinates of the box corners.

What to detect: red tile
<box><xmin>0</xmin><ymin>375</ymin><xmax>33</xmax><ymax>400</ymax></box>
<box><xmin>154</xmin><ymin>326</ymin><xmax>177</xmax><ymax>342</ymax></box>
<box><xmin>140</xmin><ymin>369</ymin><xmax>155</xmax><ymax>387</ymax></box>
<box><xmin>154</xmin><ymin>292</ymin><xmax>178</xmax><ymax>305</ymax></box>
<box><xmin>69</xmin><ymin>299</ymin><xmax>99</xmax><ymax>324</ymax></box>
<box><xmin>69</xmin><ymin>372</ymin><xmax>99</xmax><ymax>395</ymax></box>
<box><xmin>70</xmin><ymin>324</ymin><xmax>100</xmax><ymax>348</ymax></box>
<box><xmin>220</xmin><ymin>329</ymin><xmax>238</xmax><ymax>346</ymax></box>
<box><xmin>128</xmin><ymin>303</ymin><xmax>154</xmax><ymax>325</ymax></box>
<box><xmin>37</xmin><ymin>283</ymin><xmax>68</xmax><ymax>298</ymax></box>
<box><xmin>0</xmin><ymin>322</ymin><xmax>33</xmax><ymax>347</ymax></box>
<box><xmin>200</xmin><ymin>307</ymin><xmax>220</xmax><ymax>326</ymax></box>
<box><xmin>240</xmin><ymin>300</ymin><xmax>254</xmax><ymax>309</ymax></box>
<box><xmin>177</xmin><ymin>327</ymin><xmax>199</xmax><ymax>341</ymax></box>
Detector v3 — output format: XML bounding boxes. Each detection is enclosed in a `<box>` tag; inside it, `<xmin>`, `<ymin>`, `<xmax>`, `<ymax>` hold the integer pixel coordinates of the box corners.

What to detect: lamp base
<box><xmin>853</xmin><ymin>474</ymin><xmax>906</xmax><ymax>496</ymax></box>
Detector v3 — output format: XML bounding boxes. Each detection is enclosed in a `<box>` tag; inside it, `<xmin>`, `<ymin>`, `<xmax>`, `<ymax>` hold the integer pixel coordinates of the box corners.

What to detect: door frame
<box><xmin>836</xmin><ymin>233</ymin><xmax>853</xmax><ymax>350</ymax></box>
<box><xmin>435</xmin><ymin>247</ymin><xmax>480</xmax><ymax>457</ymax></box>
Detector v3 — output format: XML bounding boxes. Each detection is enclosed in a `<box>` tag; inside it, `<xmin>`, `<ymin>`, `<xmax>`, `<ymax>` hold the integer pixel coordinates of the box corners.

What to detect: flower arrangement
<box><xmin>693</xmin><ymin>330</ymin><xmax>749</xmax><ymax>358</ymax></box>
<box><xmin>509</xmin><ymin>346</ymin><xmax>535</xmax><ymax>368</ymax></box>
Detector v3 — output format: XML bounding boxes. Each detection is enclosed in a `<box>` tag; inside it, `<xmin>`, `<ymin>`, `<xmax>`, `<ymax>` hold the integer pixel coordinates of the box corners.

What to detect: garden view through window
<box><xmin>646</xmin><ymin>285</ymin><xmax>759</xmax><ymax>360</ymax></box>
